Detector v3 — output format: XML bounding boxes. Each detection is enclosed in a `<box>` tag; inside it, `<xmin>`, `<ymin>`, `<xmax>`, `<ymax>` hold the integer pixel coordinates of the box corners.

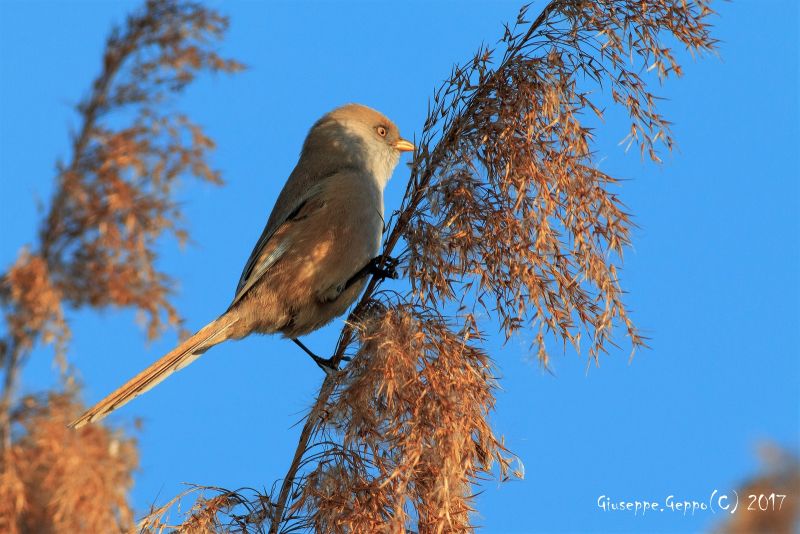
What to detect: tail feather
<box><xmin>69</xmin><ymin>314</ymin><xmax>237</xmax><ymax>429</ymax></box>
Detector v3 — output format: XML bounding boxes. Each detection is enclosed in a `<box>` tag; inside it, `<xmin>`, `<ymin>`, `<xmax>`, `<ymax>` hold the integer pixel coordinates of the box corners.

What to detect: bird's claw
<box><xmin>311</xmin><ymin>354</ymin><xmax>352</xmax><ymax>374</ymax></box>
<box><xmin>368</xmin><ymin>255</ymin><xmax>400</xmax><ymax>281</ymax></box>
<box><xmin>311</xmin><ymin>354</ymin><xmax>338</xmax><ymax>374</ymax></box>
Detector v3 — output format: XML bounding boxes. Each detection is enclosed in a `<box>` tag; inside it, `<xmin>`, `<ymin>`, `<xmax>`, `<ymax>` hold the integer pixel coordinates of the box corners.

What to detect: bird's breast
<box><xmin>300</xmin><ymin>173</ymin><xmax>383</xmax><ymax>281</ymax></box>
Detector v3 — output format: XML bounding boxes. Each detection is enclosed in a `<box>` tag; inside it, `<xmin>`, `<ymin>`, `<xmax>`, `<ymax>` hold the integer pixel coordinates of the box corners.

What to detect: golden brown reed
<box><xmin>295</xmin><ymin>304</ymin><xmax>512</xmax><ymax>532</ymax></box>
<box><xmin>0</xmin><ymin>1</ymin><xmax>241</xmax><ymax>531</ymax></box>
<box><xmin>0</xmin><ymin>392</ymin><xmax>138</xmax><ymax>534</ymax></box>
<box><xmin>712</xmin><ymin>445</ymin><xmax>800</xmax><ymax>534</ymax></box>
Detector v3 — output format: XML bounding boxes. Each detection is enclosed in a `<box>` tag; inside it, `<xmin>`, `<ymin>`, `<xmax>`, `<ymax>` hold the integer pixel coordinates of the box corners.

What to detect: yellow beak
<box><xmin>394</xmin><ymin>138</ymin><xmax>415</xmax><ymax>152</ymax></box>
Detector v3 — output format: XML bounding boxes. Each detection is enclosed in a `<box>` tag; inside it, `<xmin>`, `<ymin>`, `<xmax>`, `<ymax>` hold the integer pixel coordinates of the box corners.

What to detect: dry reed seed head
<box><xmin>401</xmin><ymin>0</ymin><xmax>713</xmax><ymax>363</ymax></box>
<box><xmin>302</xmin><ymin>463</ymin><xmax>401</xmax><ymax>533</ymax></box>
<box><xmin>138</xmin><ymin>485</ymin><xmax>275</xmax><ymax>533</ymax></box>
<box><xmin>34</xmin><ymin>0</ymin><xmax>242</xmax><ymax>344</ymax></box>
<box><xmin>0</xmin><ymin>0</ymin><xmax>243</xmax><ymax>531</ymax></box>
<box><xmin>171</xmin><ymin>493</ymin><xmax>239</xmax><ymax>534</ymax></box>
<box><xmin>712</xmin><ymin>446</ymin><xmax>800</xmax><ymax>534</ymax></box>
<box><xmin>0</xmin><ymin>0</ymin><xmax>242</xmax><ymax>391</ymax></box>
<box><xmin>296</xmin><ymin>306</ymin><xmax>511</xmax><ymax>533</ymax></box>
<box><xmin>1</xmin><ymin>392</ymin><xmax>137</xmax><ymax>534</ymax></box>
<box><xmin>0</xmin><ymin>456</ymin><xmax>27</xmax><ymax>534</ymax></box>
<box><xmin>43</xmin><ymin>114</ymin><xmax>225</xmax><ymax>341</ymax></box>
<box><xmin>1</xmin><ymin>251</ymin><xmax>69</xmax><ymax>371</ymax></box>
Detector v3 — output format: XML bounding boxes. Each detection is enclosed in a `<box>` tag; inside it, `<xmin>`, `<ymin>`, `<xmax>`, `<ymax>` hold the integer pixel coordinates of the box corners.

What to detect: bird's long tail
<box><xmin>69</xmin><ymin>313</ymin><xmax>238</xmax><ymax>429</ymax></box>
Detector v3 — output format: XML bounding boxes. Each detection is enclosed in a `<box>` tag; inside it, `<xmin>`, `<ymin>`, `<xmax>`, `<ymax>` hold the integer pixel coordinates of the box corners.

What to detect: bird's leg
<box><xmin>303</xmin><ymin>256</ymin><xmax>399</xmax><ymax>373</ymax></box>
<box><xmin>292</xmin><ymin>338</ymin><xmax>349</xmax><ymax>374</ymax></box>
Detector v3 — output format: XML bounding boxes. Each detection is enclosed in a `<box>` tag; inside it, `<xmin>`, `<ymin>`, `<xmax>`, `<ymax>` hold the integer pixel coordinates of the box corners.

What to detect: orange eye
<box><xmin>377</xmin><ymin>126</ymin><xmax>387</xmax><ymax>137</ymax></box>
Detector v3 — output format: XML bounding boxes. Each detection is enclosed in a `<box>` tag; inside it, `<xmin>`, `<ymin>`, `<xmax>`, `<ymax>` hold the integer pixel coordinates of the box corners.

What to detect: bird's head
<box><xmin>303</xmin><ymin>103</ymin><xmax>414</xmax><ymax>187</ymax></box>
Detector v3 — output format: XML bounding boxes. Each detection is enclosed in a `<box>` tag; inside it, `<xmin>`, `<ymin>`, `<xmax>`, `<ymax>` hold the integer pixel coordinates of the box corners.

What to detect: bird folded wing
<box><xmin>230</xmin><ymin>180</ymin><xmax>327</xmax><ymax>307</ymax></box>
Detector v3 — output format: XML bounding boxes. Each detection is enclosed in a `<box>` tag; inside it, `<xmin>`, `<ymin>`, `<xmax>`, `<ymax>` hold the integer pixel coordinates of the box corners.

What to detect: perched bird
<box><xmin>70</xmin><ymin>103</ymin><xmax>414</xmax><ymax>428</ymax></box>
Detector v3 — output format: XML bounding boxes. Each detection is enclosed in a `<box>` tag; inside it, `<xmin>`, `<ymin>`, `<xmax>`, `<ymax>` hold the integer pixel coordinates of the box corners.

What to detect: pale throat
<box><xmin>341</xmin><ymin>121</ymin><xmax>399</xmax><ymax>190</ymax></box>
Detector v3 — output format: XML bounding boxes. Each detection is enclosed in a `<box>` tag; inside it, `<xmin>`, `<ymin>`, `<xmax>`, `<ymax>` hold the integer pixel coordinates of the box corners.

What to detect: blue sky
<box><xmin>1</xmin><ymin>1</ymin><xmax>798</xmax><ymax>532</ymax></box>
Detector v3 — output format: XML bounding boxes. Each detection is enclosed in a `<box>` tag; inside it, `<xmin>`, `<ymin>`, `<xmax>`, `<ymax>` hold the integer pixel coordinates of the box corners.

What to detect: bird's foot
<box><xmin>366</xmin><ymin>255</ymin><xmax>400</xmax><ymax>281</ymax></box>
<box><xmin>310</xmin><ymin>354</ymin><xmax>351</xmax><ymax>375</ymax></box>
<box><xmin>294</xmin><ymin>338</ymin><xmax>351</xmax><ymax>374</ymax></box>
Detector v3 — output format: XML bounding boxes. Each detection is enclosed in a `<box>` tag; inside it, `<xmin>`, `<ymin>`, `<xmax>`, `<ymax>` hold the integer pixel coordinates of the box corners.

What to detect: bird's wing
<box><xmin>230</xmin><ymin>179</ymin><xmax>327</xmax><ymax>308</ymax></box>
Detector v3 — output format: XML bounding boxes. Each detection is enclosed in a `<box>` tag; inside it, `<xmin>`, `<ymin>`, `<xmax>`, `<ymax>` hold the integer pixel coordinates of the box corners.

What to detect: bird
<box><xmin>69</xmin><ymin>103</ymin><xmax>414</xmax><ymax>429</ymax></box>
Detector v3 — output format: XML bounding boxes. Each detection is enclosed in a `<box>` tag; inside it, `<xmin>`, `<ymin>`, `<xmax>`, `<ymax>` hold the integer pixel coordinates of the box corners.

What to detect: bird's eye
<box><xmin>376</xmin><ymin>126</ymin><xmax>387</xmax><ymax>137</ymax></box>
